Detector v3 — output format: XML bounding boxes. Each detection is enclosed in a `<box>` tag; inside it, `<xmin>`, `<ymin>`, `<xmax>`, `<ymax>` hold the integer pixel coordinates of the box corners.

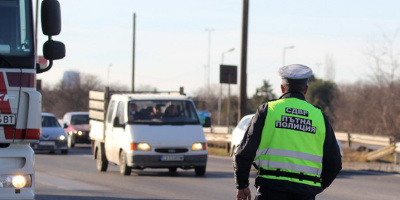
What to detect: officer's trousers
<box><xmin>255</xmin><ymin>186</ymin><xmax>316</xmax><ymax>200</ymax></box>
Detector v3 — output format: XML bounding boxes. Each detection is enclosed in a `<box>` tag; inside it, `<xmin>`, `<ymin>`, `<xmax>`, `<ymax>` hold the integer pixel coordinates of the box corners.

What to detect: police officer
<box><xmin>233</xmin><ymin>64</ymin><xmax>342</xmax><ymax>200</ymax></box>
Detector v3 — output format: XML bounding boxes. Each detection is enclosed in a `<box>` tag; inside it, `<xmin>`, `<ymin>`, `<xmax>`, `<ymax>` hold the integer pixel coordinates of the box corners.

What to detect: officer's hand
<box><xmin>236</xmin><ymin>187</ymin><xmax>251</xmax><ymax>200</ymax></box>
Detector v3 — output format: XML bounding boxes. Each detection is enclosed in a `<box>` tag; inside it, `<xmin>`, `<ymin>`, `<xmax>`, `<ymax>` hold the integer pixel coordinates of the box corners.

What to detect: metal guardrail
<box><xmin>204</xmin><ymin>127</ymin><xmax>400</xmax><ymax>162</ymax></box>
<box><xmin>203</xmin><ymin>126</ymin><xmax>230</xmax><ymax>134</ymax></box>
<box><xmin>204</xmin><ymin>127</ymin><xmax>395</xmax><ymax>147</ymax></box>
<box><xmin>335</xmin><ymin>132</ymin><xmax>395</xmax><ymax>147</ymax></box>
<box><xmin>397</xmin><ymin>143</ymin><xmax>400</xmax><ymax>153</ymax></box>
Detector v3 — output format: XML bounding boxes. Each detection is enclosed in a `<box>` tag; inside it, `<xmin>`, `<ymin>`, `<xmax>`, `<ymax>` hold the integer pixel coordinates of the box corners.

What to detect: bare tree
<box><xmin>365</xmin><ymin>29</ymin><xmax>400</xmax><ymax>87</ymax></box>
<box><xmin>333</xmin><ymin>30</ymin><xmax>400</xmax><ymax>139</ymax></box>
<box><xmin>42</xmin><ymin>73</ymin><xmax>103</xmax><ymax>118</ymax></box>
<box><xmin>324</xmin><ymin>54</ymin><xmax>336</xmax><ymax>82</ymax></box>
<box><xmin>136</xmin><ymin>85</ymin><xmax>158</xmax><ymax>92</ymax></box>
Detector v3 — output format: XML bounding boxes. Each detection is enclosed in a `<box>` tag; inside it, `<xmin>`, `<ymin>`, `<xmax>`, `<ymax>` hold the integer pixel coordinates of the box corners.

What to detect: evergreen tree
<box><xmin>248</xmin><ymin>80</ymin><xmax>277</xmax><ymax>113</ymax></box>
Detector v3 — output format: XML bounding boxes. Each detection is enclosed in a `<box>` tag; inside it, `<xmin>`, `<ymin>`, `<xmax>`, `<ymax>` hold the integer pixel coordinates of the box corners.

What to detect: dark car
<box><xmin>31</xmin><ymin>113</ymin><xmax>68</xmax><ymax>154</ymax></box>
<box><xmin>62</xmin><ymin>112</ymin><xmax>90</xmax><ymax>148</ymax></box>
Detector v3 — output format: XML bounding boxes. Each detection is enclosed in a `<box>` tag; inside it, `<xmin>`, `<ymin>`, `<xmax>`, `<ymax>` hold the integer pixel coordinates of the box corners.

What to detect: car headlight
<box><xmin>70</xmin><ymin>130</ymin><xmax>83</xmax><ymax>136</ymax></box>
<box><xmin>192</xmin><ymin>142</ymin><xmax>207</xmax><ymax>151</ymax></box>
<box><xmin>0</xmin><ymin>175</ymin><xmax>31</xmax><ymax>188</ymax></box>
<box><xmin>130</xmin><ymin>143</ymin><xmax>151</xmax><ymax>151</ymax></box>
<box><xmin>59</xmin><ymin>135</ymin><xmax>66</xmax><ymax>140</ymax></box>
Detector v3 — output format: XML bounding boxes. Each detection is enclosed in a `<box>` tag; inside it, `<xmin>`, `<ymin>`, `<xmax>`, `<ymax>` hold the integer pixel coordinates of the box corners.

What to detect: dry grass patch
<box><xmin>208</xmin><ymin>147</ymin><xmax>231</xmax><ymax>157</ymax></box>
<box><xmin>342</xmin><ymin>146</ymin><xmax>395</xmax><ymax>163</ymax></box>
<box><xmin>343</xmin><ymin>147</ymin><xmax>368</xmax><ymax>162</ymax></box>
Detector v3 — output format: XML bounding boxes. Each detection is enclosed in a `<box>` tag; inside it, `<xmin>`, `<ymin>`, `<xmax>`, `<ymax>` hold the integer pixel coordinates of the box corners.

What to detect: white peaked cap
<box><xmin>278</xmin><ymin>64</ymin><xmax>312</xmax><ymax>80</ymax></box>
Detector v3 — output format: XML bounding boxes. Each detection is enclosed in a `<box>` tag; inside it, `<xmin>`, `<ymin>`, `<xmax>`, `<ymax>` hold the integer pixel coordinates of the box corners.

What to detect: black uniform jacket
<box><xmin>233</xmin><ymin>92</ymin><xmax>342</xmax><ymax>196</ymax></box>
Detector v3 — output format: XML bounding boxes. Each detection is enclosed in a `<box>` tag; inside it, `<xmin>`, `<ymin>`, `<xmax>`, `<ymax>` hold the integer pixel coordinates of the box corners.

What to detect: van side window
<box><xmin>183</xmin><ymin>101</ymin><xmax>198</xmax><ymax>120</ymax></box>
<box><xmin>107</xmin><ymin>101</ymin><xmax>116</xmax><ymax>123</ymax></box>
<box><xmin>116</xmin><ymin>101</ymin><xmax>125</xmax><ymax>123</ymax></box>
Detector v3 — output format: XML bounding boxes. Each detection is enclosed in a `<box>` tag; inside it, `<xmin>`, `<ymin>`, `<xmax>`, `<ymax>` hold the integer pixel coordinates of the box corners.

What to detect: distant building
<box><xmin>62</xmin><ymin>71</ymin><xmax>80</xmax><ymax>89</ymax></box>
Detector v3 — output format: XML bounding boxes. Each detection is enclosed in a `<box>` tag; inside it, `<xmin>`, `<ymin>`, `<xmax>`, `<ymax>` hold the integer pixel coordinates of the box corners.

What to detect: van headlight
<box><xmin>0</xmin><ymin>175</ymin><xmax>32</xmax><ymax>188</ymax></box>
<box><xmin>137</xmin><ymin>143</ymin><xmax>151</xmax><ymax>151</ymax></box>
<box><xmin>192</xmin><ymin>143</ymin><xmax>207</xmax><ymax>151</ymax></box>
<box><xmin>59</xmin><ymin>135</ymin><xmax>66</xmax><ymax>140</ymax></box>
<box><xmin>131</xmin><ymin>143</ymin><xmax>151</xmax><ymax>151</ymax></box>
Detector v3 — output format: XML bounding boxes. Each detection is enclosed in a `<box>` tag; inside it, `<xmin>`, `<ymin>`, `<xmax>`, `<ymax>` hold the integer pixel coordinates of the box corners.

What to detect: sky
<box><xmin>36</xmin><ymin>0</ymin><xmax>400</xmax><ymax>97</ymax></box>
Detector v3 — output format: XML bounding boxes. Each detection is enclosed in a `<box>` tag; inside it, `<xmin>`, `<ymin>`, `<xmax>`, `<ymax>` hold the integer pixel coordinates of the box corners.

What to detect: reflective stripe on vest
<box><xmin>255</xmin><ymin>98</ymin><xmax>326</xmax><ymax>187</ymax></box>
<box><xmin>255</xmin><ymin>148</ymin><xmax>323</xmax><ymax>175</ymax></box>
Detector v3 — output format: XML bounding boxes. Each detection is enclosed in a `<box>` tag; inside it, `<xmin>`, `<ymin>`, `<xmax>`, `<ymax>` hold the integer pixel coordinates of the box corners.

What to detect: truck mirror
<box><xmin>37</xmin><ymin>0</ymin><xmax>65</xmax><ymax>74</ymax></box>
<box><xmin>43</xmin><ymin>40</ymin><xmax>65</xmax><ymax>60</ymax></box>
<box><xmin>37</xmin><ymin>40</ymin><xmax>65</xmax><ymax>73</ymax></box>
<box><xmin>203</xmin><ymin>117</ymin><xmax>211</xmax><ymax>127</ymax></box>
<box><xmin>41</xmin><ymin>0</ymin><xmax>61</xmax><ymax>36</ymax></box>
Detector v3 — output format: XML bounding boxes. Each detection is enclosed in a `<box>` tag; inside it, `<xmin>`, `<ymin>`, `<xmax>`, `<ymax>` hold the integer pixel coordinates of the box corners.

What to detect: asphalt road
<box><xmin>34</xmin><ymin>145</ymin><xmax>400</xmax><ymax>200</ymax></box>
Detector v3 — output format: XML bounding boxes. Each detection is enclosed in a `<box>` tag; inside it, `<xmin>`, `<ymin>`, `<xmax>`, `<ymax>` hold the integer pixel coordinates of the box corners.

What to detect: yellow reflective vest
<box><xmin>254</xmin><ymin>97</ymin><xmax>326</xmax><ymax>187</ymax></box>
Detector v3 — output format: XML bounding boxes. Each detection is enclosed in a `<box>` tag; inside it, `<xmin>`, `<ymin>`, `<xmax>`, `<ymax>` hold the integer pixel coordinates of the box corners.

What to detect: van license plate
<box><xmin>161</xmin><ymin>155</ymin><xmax>184</xmax><ymax>161</ymax></box>
<box><xmin>0</xmin><ymin>114</ymin><xmax>16</xmax><ymax>125</ymax></box>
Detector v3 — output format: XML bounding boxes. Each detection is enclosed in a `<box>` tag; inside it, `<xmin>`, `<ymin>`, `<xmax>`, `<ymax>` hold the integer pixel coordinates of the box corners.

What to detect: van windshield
<box><xmin>127</xmin><ymin>100</ymin><xmax>200</xmax><ymax>125</ymax></box>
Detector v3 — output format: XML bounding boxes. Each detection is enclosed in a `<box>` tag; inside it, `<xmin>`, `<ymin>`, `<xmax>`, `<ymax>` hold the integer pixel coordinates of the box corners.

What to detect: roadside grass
<box><xmin>208</xmin><ymin>147</ymin><xmax>231</xmax><ymax>157</ymax></box>
<box><xmin>343</xmin><ymin>147</ymin><xmax>367</xmax><ymax>162</ymax></box>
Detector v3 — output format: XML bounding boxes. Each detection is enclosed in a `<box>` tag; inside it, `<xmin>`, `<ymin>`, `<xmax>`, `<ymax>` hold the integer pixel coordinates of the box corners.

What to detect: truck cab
<box><xmin>90</xmin><ymin>92</ymin><xmax>208</xmax><ymax>176</ymax></box>
<box><xmin>0</xmin><ymin>0</ymin><xmax>64</xmax><ymax>199</ymax></box>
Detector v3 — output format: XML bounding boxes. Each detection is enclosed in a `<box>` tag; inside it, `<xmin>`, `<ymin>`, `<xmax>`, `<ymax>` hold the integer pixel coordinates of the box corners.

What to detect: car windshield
<box><xmin>42</xmin><ymin>116</ymin><xmax>61</xmax><ymax>127</ymax></box>
<box><xmin>127</xmin><ymin>100</ymin><xmax>200</xmax><ymax>125</ymax></box>
<box><xmin>71</xmin><ymin>114</ymin><xmax>89</xmax><ymax>125</ymax></box>
<box><xmin>238</xmin><ymin>115</ymin><xmax>253</xmax><ymax>131</ymax></box>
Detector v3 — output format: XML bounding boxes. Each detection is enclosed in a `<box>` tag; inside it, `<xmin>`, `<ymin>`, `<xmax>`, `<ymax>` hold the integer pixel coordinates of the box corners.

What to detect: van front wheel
<box><xmin>119</xmin><ymin>151</ymin><xmax>132</xmax><ymax>176</ymax></box>
<box><xmin>194</xmin><ymin>166</ymin><xmax>206</xmax><ymax>176</ymax></box>
<box><xmin>96</xmin><ymin>148</ymin><xmax>108</xmax><ymax>172</ymax></box>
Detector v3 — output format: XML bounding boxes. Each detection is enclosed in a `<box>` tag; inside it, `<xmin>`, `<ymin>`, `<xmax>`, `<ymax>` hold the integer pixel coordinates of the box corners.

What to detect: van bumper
<box><xmin>129</xmin><ymin>154</ymin><xmax>207</xmax><ymax>169</ymax></box>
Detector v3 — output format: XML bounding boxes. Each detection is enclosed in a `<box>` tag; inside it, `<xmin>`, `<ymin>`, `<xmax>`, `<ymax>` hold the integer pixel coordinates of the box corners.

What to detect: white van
<box><xmin>90</xmin><ymin>92</ymin><xmax>208</xmax><ymax>176</ymax></box>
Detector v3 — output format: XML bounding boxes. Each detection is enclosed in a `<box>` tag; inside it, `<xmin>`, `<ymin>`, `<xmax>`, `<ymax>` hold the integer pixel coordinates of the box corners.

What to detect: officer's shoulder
<box><xmin>311</xmin><ymin>104</ymin><xmax>329</xmax><ymax>118</ymax></box>
<box><xmin>259</xmin><ymin>99</ymin><xmax>278</xmax><ymax>108</ymax></box>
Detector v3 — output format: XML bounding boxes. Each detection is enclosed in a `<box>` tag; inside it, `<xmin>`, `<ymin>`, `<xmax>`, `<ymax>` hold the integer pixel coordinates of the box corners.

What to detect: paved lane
<box><xmin>34</xmin><ymin>146</ymin><xmax>400</xmax><ymax>200</ymax></box>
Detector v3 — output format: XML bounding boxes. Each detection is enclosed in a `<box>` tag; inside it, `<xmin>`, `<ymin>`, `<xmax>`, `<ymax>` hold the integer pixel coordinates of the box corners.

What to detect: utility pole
<box><xmin>282</xmin><ymin>45</ymin><xmax>295</xmax><ymax>66</ymax></box>
<box><xmin>132</xmin><ymin>13</ymin><xmax>136</xmax><ymax>93</ymax></box>
<box><xmin>239</xmin><ymin>0</ymin><xmax>249</xmax><ymax>121</ymax></box>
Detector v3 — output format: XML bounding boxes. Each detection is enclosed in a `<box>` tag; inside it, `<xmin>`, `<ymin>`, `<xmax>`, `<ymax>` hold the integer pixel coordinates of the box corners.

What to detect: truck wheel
<box><xmin>96</xmin><ymin>148</ymin><xmax>108</xmax><ymax>172</ymax></box>
<box><xmin>195</xmin><ymin>166</ymin><xmax>206</xmax><ymax>176</ymax></box>
<box><xmin>119</xmin><ymin>151</ymin><xmax>132</xmax><ymax>176</ymax></box>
